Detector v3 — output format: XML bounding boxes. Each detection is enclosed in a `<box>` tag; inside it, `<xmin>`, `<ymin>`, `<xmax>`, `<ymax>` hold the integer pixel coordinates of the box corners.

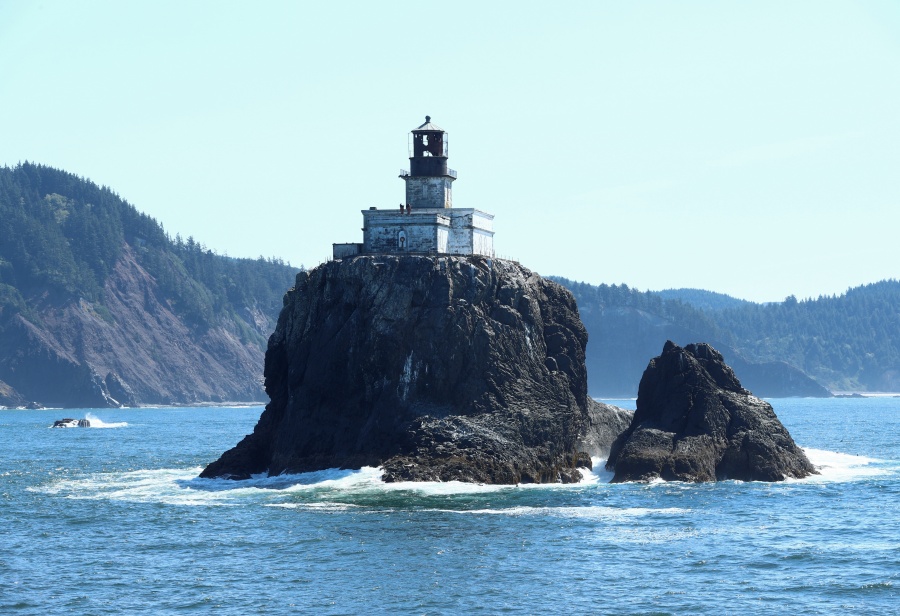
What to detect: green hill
<box><xmin>654</xmin><ymin>288</ymin><xmax>753</xmax><ymax>312</ymax></box>
<box><xmin>710</xmin><ymin>281</ymin><xmax>900</xmax><ymax>392</ymax></box>
<box><xmin>0</xmin><ymin>163</ymin><xmax>299</xmax><ymax>407</ymax></box>
<box><xmin>553</xmin><ymin>276</ymin><xmax>900</xmax><ymax>396</ymax></box>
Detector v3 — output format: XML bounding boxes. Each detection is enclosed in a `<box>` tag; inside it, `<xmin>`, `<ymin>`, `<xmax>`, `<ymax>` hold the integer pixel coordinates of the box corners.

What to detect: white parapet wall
<box><xmin>333</xmin><ymin>207</ymin><xmax>494</xmax><ymax>259</ymax></box>
<box><xmin>448</xmin><ymin>209</ymin><xmax>494</xmax><ymax>257</ymax></box>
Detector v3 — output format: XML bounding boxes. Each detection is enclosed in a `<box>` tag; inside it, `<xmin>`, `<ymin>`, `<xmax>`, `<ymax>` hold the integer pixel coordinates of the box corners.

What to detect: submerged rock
<box><xmin>606</xmin><ymin>341</ymin><xmax>817</xmax><ymax>483</ymax></box>
<box><xmin>201</xmin><ymin>255</ymin><xmax>631</xmax><ymax>484</ymax></box>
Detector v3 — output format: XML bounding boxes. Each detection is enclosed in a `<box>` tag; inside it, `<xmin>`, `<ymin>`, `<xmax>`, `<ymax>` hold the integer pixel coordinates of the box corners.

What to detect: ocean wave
<box><xmin>798</xmin><ymin>447</ymin><xmax>893</xmax><ymax>482</ymax></box>
<box><xmin>27</xmin><ymin>462</ymin><xmax>619</xmax><ymax>509</ymax></box>
<box><xmin>30</xmin><ymin>468</ymin><xmax>231</xmax><ymax>506</ymax></box>
<box><xmin>35</xmin><ymin>447</ymin><xmax>891</xmax><ymax>510</ymax></box>
<box><xmin>439</xmin><ymin>505</ymin><xmax>690</xmax><ymax>519</ymax></box>
<box><xmin>84</xmin><ymin>412</ymin><xmax>128</xmax><ymax>428</ymax></box>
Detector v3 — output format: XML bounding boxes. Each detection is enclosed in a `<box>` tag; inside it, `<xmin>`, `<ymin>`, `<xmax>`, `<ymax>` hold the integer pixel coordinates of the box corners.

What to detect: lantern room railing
<box><xmin>400</xmin><ymin>168</ymin><xmax>457</xmax><ymax>179</ymax></box>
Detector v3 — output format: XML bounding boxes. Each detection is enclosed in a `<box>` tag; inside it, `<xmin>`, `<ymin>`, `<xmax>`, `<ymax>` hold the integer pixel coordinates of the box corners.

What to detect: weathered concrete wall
<box><xmin>404</xmin><ymin>176</ymin><xmax>454</xmax><ymax>209</ymax></box>
<box><xmin>362</xmin><ymin>210</ymin><xmax>450</xmax><ymax>253</ymax></box>
<box><xmin>358</xmin><ymin>208</ymin><xmax>493</xmax><ymax>256</ymax></box>
<box><xmin>448</xmin><ymin>209</ymin><xmax>494</xmax><ymax>257</ymax></box>
<box><xmin>448</xmin><ymin>223</ymin><xmax>471</xmax><ymax>254</ymax></box>
<box><xmin>332</xmin><ymin>243</ymin><xmax>362</xmax><ymax>259</ymax></box>
<box><xmin>472</xmin><ymin>229</ymin><xmax>493</xmax><ymax>257</ymax></box>
<box><xmin>437</xmin><ymin>227</ymin><xmax>449</xmax><ymax>253</ymax></box>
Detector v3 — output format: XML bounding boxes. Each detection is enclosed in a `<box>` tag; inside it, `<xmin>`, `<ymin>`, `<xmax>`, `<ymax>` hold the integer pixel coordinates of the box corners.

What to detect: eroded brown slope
<box><xmin>0</xmin><ymin>245</ymin><xmax>270</xmax><ymax>407</ymax></box>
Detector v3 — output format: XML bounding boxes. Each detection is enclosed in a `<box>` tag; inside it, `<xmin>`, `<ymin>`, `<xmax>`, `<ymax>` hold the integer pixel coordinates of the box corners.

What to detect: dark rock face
<box><xmin>51</xmin><ymin>418</ymin><xmax>90</xmax><ymax>428</ymax></box>
<box><xmin>201</xmin><ymin>255</ymin><xmax>631</xmax><ymax>484</ymax></box>
<box><xmin>606</xmin><ymin>341</ymin><xmax>817</xmax><ymax>483</ymax></box>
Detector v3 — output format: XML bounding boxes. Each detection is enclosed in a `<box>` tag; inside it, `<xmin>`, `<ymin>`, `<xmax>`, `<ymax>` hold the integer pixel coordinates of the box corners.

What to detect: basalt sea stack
<box><xmin>606</xmin><ymin>341</ymin><xmax>817</xmax><ymax>482</ymax></box>
<box><xmin>201</xmin><ymin>255</ymin><xmax>631</xmax><ymax>484</ymax></box>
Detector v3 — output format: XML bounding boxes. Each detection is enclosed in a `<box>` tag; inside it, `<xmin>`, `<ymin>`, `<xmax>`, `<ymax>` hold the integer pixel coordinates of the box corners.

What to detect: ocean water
<box><xmin>1</xmin><ymin>399</ymin><xmax>898</xmax><ymax>615</ymax></box>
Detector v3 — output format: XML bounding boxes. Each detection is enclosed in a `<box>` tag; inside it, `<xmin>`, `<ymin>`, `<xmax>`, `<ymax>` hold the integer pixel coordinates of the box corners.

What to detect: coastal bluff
<box><xmin>201</xmin><ymin>255</ymin><xmax>631</xmax><ymax>483</ymax></box>
<box><xmin>606</xmin><ymin>341</ymin><xmax>817</xmax><ymax>483</ymax></box>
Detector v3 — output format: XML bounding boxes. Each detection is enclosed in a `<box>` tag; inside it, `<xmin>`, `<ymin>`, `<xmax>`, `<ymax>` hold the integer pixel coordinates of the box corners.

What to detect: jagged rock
<box><xmin>52</xmin><ymin>418</ymin><xmax>89</xmax><ymax>428</ymax></box>
<box><xmin>201</xmin><ymin>255</ymin><xmax>631</xmax><ymax>484</ymax></box>
<box><xmin>579</xmin><ymin>400</ymin><xmax>634</xmax><ymax>459</ymax></box>
<box><xmin>606</xmin><ymin>341</ymin><xmax>817</xmax><ymax>483</ymax></box>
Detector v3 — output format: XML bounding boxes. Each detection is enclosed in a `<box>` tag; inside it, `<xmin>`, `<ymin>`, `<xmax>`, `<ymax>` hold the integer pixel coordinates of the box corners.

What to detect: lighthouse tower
<box><xmin>332</xmin><ymin>117</ymin><xmax>494</xmax><ymax>259</ymax></box>
<box><xmin>402</xmin><ymin>116</ymin><xmax>456</xmax><ymax>209</ymax></box>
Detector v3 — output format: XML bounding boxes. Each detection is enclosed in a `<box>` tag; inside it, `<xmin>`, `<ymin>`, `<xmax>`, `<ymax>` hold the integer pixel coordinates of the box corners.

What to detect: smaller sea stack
<box><xmin>606</xmin><ymin>341</ymin><xmax>817</xmax><ymax>483</ymax></box>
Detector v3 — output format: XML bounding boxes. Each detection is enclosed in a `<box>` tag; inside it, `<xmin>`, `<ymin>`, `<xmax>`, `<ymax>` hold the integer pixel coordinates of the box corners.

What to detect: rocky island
<box><xmin>201</xmin><ymin>118</ymin><xmax>812</xmax><ymax>486</ymax></box>
<box><xmin>201</xmin><ymin>255</ymin><xmax>632</xmax><ymax>483</ymax></box>
<box><xmin>606</xmin><ymin>341</ymin><xmax>817</xmax><ymax>482</ymax></box>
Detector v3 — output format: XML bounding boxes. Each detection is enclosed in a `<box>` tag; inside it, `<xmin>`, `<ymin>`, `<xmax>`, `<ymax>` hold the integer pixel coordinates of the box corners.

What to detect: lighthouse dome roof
<box><xmin>412</xmin><ymin>116</ymin><xmax>444</xmax><ymax>132</ymax></box>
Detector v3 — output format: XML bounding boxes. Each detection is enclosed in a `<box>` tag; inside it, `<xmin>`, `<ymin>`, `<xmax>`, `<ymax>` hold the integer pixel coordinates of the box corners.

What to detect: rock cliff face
<box><xmin>0</xmin><ymin>378</ymin><xmax>25</xmax><ymax>407</ymax></box>
<box><xmin>0</xmin><ymin>245</ymin><xmax>276</xmax><ymax>407</ymax></box>
<box><xmin>606</xmin><ymin>341</ymin><xmax>817</xmax><ymax>483</ymax></box>
<box><xmin>0</xmin><ymin>163</ymin><xmax>299</xmax><ymax>408</ymax></box>
<box><xmin>201</xmin><ymin>255</ymin><xmax>631</xmax><ymax>484</ymax></box>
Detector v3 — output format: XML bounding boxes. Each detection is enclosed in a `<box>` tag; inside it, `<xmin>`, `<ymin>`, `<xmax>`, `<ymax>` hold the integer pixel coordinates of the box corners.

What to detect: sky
<box><xmin>1</xmin><ymin>1</ymin><xmax>899</xmax><ymax>303</ymax></box>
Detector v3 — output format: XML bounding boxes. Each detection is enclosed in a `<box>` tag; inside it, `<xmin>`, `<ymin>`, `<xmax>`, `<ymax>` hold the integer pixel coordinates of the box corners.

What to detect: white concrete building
<box><xmin>333</xmin><ymin>117</ymin><xmax>495</xmax><ymax>259</ymax></box>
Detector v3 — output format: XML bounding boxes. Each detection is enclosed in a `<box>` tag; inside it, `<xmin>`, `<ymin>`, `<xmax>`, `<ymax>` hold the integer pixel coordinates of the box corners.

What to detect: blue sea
<box><xmin>2</xmin><ymin>398</ymin><xmax>898</xmax><ymax>615</ymax></box>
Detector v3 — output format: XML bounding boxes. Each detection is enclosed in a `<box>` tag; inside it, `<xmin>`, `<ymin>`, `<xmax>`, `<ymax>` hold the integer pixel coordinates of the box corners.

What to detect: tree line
<box><xmin>0</xmin><ymin>163</ymin><xmax>298</xmax><ymax>342</ymax></box>
<box><xmin>553</xmin><ymin>277</ymin><xmax>900</xmax><ymax>392</ymax></box>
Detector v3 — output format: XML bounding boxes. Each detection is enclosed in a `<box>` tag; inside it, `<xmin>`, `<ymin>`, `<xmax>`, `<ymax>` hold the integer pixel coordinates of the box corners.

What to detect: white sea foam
<box><xmin>581</xmin><ymin>457</ymin><xmax>614</xmax><ymax>484</ymax></box>
<box><xmin>799</xmin><ymin>447</ymin><xmax>892</xmax><ymax>482</ymax></box>
<box><xmin>35</xmin><ymin>446</ymin><xmax>893</xmax><ymax>509</ymax></box>
<box><xmin>443</xmin><ymin>505</ymin><xmax>690</xmax><ymax>519</ymax></box>
<box><xmin>29</xmin><ymin>461</ymin><xmax>619</xmax><ymax>509</ymax></box>
<box><xmin>251</xmin><ymin>501</ymin><xmax>691</xmax><ymax>520</ymax></box>
<box><xmin>33</xmin><ymin>467</ymin><xmax>222</xmax><ymax>506</ymax></box>
<box><xmin>33</xmin><ymin>466</ymin><xmax>388</xmax><ymax>507</ymax></box>
<box><xmin>374</xmin><ymin>467</ymin><xmax>616</xmax><ymax>495</ymax></box>
<box><xmin>266</xmin><ymin>502</ymin><xmax>364</xmax><ymax>511</ymax></box>
<box><xmin>592</xmin><ymin>448</ymin><xmax>894</xmax><ymax>486</ymax></box>
<box><xmin>84</xmin><ymin>412</ymin><xmax>128</xmax><ymax>428</ymax></box>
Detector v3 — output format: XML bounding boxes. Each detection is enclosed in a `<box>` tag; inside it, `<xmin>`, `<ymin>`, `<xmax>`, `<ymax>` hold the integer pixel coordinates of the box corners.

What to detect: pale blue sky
<box><xmin>2</xmin><ymin>1</ymin><xmax>898</xmax><ymax>302</ymax></box>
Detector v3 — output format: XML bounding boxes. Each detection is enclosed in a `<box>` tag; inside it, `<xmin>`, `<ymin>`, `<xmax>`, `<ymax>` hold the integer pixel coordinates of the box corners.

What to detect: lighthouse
<box><xmin>402</xmin><ymin>116</ymin><xmax>456</xmax><ymax>209</ymax></box>
<box><xmin>332</xmin><ymin>117</ymin><xmax>495</xmax><ymax>259</ymax></box>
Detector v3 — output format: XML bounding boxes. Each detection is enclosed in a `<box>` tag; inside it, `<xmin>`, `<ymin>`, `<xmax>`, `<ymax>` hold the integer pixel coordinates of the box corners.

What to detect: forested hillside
<box><xmin>551</xmin><ymin>279</ymin><xmax>829</xmax><ymax>398</ymax></box>
<box><xmin>554</xmin><ymin>277</ymin><xmax>900</xmax><ymax>395</ymax></box>
<box><xmin>0</xmin><ymin>163</ymin><xmax>299</xmax><ymax>407</ymax></box>
<box><xmin>711</xmin><ymin>282</ymin><xmax>900</xmax><ymax>391</ymax></box>
<box><xmin>655</xmin><ymin>288</ymin><xmax>753</xmax><ymax>312</ymax></box>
